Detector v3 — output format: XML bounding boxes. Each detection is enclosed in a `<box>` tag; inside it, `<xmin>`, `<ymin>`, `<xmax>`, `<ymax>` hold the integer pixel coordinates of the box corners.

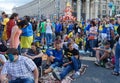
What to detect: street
<box><xmin>72</xmin><ymin>56</ymin><xmax>120</xmax><ymax>83</ymax></box>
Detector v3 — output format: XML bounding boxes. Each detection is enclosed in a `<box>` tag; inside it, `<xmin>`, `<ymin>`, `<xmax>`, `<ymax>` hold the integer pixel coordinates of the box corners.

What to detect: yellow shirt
<box><xmin>68</xmin><ymin>32</ymin><xmax>73</xmax><ymax>38</ymax></box>
<box><xmin>2</xmin><ymin>18</ymin><xmax>9</xmax><ymax>25</ymax></box>
<box><xmin>99</xmin><ymin>25</ymin><xmax>103</xmax><ymax>31</ymax></box>
<box><xmin>75</xmin><ymin>38</ymin><xmax>83</xmax><ymax>44</ymax></box>
<box><xmin>2</xmin><ymin>18</ymin><xmax>9</xmax><ymax>40</ymax></box>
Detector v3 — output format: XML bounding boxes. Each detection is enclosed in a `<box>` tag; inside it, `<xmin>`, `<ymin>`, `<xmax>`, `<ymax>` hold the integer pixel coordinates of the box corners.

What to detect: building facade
<box><xmin>13</xmin><ymin>0</ymin><xmax>120</xmax><ymax>21</ymax></box>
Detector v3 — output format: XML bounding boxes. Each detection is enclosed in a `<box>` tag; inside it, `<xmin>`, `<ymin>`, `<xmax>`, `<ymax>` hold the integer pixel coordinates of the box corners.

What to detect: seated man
<box><xmin>52</xmin><ymin>42</ymin><xmax>81</xmax><ymax>80</ymax></box>
<box><xmin>0</xmin><ymin>48</ymin><xmax>39</xmax><ymax>83</ymax></box>
<box><xmin>93</xmin><ymin>41</ymin><xmax>111</xmax><ymax>66</ymax></box>
<box><xmin>24</xmin><ymin>42</ymin><xmax>43</xmax><ymax>67</ymax></box>
<box><xmin>44</xmin><ymin>41</ymin><xmax>63</xmax><ymax>74</ymax></box>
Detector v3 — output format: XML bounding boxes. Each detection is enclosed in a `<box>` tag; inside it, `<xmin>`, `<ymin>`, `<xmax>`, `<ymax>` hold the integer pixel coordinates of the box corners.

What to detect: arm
<box><xmin>34</xmin><ymin>52</ymin><xmax>43</xmax><ymax>58</ymax></box>
<box><xmin>10</xmin><ymin>26</ymin><xmax>18</xmax><ymax>48</ymax></box>
<box><xmin>0</xmin><ymin>74</ymin><xmax>8</xmax><ymax>83</ymax></box>
<box><xmin>0</xmin><ymin>63</ymin><xmax>8</xmax><ymax>83</ymax></box>
<box><xmin>0</xmin><ymin>58</ymin><xmax>5</xmax><ymax>65</ymax></box>
<box><xmin>25</xmin><ymin>58</ymin><xmax>39</xmax><ymax>83</ymax></box>
<box><xmin>33</xmin><ymin>67</ymin><xmax>39</xmax><ymax>83</ymax></box>
<box><xmin>111</xmin><ymin>30</ymin><xmax>115</xmax><ymax>38</ymax></box>
<box><xmin>100</xmin><ymin>49</ymin><xmax>111</xmax><ymax>54</ymax></box>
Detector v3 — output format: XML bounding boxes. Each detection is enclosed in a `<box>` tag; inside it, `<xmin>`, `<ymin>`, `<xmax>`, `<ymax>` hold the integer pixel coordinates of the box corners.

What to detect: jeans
<box><xmin>9</xmin><ymin>78</ymin><xmax>34</xmax><ymax>83</ymax></box>
<box><xmin>60</xmin><ymin>56</ymin><xmax>81</xmax><ymax>80</ymax></box>
<box><xmin>46</xmin><ymin>33</ymin><xmax>52</xmax><ymax>47</ymax></box>
<box><xmin>50</xmin><ymin>62</ymin><xmax>62</xmax><ymax>70</ymax></box>
<box><xmin>114</xmin><ymin>43</ymin><xmax>120</xmax><ymax>73</ymax></box>
<box><xmin>89</xmin><ymin>39</ymin><xmax>97</xmax><ymax>56</ymax></box>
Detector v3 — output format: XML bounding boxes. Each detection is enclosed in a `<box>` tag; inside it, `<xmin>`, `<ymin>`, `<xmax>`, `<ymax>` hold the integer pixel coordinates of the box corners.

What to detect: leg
<box><xmin>95</xmin><ymin>50</ymin><xmax>100</xmax><ymax>61</ymax></box>
<box><xmin>46</xmin><ymin>33</ymin><xmax>49</xmax><ymax>47</ymax></box>
<box><xmin>60</xmin><ymin>64</ymin><xmax>73</xmax><ymax>80</ymax></box>
<box><xmin>114</xmin><ymin>43</ymin><xmax>120</xmax><ymax>73</ymax></box>
<box><xmin>100</xmin><ymin>52</ymin><xmax>109</xmax><ymax>61</ymax></box>
<box><xmin>71</xmin><ymin>56</ymin><xmax>81</xmax><ymax>72</ymax></box>
<box><xmin>44</xmin><ymin>62</ymin><xmax>61</xmax><ymax>74</ymax></box>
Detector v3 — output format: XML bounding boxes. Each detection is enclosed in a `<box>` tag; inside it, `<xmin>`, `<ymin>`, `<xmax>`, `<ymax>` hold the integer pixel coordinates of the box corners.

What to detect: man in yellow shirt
<box><xmin>1</xmin><ymin>14</ymin><xmax>9</xmax><ymax>45</ymax></box>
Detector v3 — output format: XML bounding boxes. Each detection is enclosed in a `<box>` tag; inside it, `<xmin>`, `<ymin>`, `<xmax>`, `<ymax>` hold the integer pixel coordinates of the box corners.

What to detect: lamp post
<box><xmin>55</xmin><ymin>0</ymin><xmax>60</xmax><ymax>20</ymax></box>
<box><xmin>38</xmin><ymin>0</ymin><xmax>40</xmax><ymax>19</ymax></box>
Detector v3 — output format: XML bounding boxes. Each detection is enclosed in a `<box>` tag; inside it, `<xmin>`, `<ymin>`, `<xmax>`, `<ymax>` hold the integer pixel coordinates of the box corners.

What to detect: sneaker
<box><xmin>72</xmin><ymin>71</ymin><xmax>80</xmax><ymax>79</ymax></box>
<box><xmin>94</xmin><ymin>61</ymin><xmax>100</xmax><ymax>66</ymax></box>
<box><xmin>52</xmin><ymin>70</ymin><xmax>61</xmax><ymax>80</ymax></box>
<box><xmin>112</xmin><ymin>71</ymin><xmax>119</xmax><ymax>76</ymax></box>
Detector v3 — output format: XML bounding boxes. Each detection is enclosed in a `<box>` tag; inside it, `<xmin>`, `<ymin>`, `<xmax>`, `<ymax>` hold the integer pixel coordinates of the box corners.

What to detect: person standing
<box><xmin>9</xmin><ymin>20</ymin><xmax>23</xmax><ymax>49</ymax></box>
<box><xmin>6</xmin><ymin>13</ymin><xmax>19</xmax><ymax>40</ymax></box>
<box><xmin>38</xmin><ymin>19</ymin><xmax>46</xmax><ymax>48</ymax></box>
<box><xmin>21</xmin><ymin>16</ymin><xmax>33</xmax><ymax>53</ymax></box>
<box><xmin>46</xmin><ymin>19</ymin><xmax>53</xmax><ymax>48</ymax></box>
<box><xmin>112</xmin><ymin>18</ymin><xmax>120</xmax><ymax>76</ymax></box>
<box><xmin>1</xmin><ymin>14</ymin><xmax>9</xmax><ymax>45</ymax></box>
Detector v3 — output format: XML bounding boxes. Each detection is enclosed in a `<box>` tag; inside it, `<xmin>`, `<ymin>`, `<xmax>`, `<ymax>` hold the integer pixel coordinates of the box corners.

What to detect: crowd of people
<box><xmin>0</xmin><ymin>11</ymin><xmax>120</xmax><ymax>83</ymax></box>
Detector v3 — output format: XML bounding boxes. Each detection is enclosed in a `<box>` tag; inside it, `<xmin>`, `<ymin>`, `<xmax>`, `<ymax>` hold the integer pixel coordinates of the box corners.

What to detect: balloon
<box><xmin>108</xmin><ymin>2</ymin><xmax>113</xmax><ymax>8</ymax></box>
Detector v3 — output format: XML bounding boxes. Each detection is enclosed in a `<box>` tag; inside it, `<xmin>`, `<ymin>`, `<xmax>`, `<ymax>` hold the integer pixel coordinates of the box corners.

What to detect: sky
<box><xmin>0</xmin><ymin>0</ymin><xmax>33</xmax><ymax>14</ymax></box>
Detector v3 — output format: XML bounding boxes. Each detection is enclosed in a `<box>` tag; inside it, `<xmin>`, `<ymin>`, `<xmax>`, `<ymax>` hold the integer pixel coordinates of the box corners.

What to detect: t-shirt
<box><xmin>2</xmin><ymin>18</ymin><xmax>9</xmax><ymax>26</ymax></box>
<box><xmin>46</xmin><ymin>49</ymin><xmax>63</xmax><ymax>62</ymax></box>
<box><xmin>64</xmin><ymin>48</ymin><xmax>79</xmax><ymax>61</ymax></box>
<box><xmin>27</xmin><ymin>48</ymin><xmax>41</xmax><ymax>56</ymax></box>
<box><xmin>40</xmin><ymin>22</ymin><xmax>46</xmax><ymax>33</ymax></box>
<box><xmin>46</xmin><ymin>23</ymin><xmax>52</xmax><ymax>34</ymax></box>
<box><xmin>89</xmin><ymin>26</ymin><xmax>98</xmax><ymax>39</ymax></box>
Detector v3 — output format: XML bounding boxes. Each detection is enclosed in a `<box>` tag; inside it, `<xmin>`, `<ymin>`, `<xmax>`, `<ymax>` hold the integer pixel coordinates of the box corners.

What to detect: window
<box><xmin>102</xmin><ymin>10</ymin><xmax>106</xmax><ymax>14</ymax></box>
<box><xmin>116</xmin><ymin>11</ymin><xmax>119</xmax><ymax>14</ymax></box>
<box><xmin>116</xmin><ymin>6</ymin><xmax>119</xmax><ymax>9</ymax></box>
<box><xmin>117</xmin><ymin>1</ymin><xmax>120</xmax><ymax>5</ymax></box>
<box><xmin>103</xmin><ymin>5</ymin><xmax>106</xmax><ymax>9</ymax></box>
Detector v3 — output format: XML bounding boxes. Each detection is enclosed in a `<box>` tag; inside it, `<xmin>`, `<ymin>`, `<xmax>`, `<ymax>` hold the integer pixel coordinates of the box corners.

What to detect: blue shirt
<box><xmin>106</xmin><ymin>23</ymin><xmax>114</xmax><ymax>40</ymax></box>
<box><xmin>67</xmin><ymin>24</ymin><xmax>73</xmax><ymax>33</ymax></box>
<box><xmin>21</xmin><ymin>23</ymin><xmax>33</xmax><ymax>36</ymax></box>
<box><xmin>102</xmin><ymin>25</ymin><xmax>107</xmax><ymax>33</ymax></box>
<box><xmin>46</xmin><ymin>49</ymin><xmax>63</xmax><ymax>63</ymax></box>
<box><xmin>55</xmin><ymin>23</ymin><xmax>62</xmax><ymax>33</ymax></box>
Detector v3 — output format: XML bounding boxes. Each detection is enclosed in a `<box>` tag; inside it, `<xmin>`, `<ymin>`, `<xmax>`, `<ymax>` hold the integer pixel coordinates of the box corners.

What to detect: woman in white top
<box><xmin>46</xmin><ymin>19</ymin><xmax>53</xmax><ymax>48</ymax></box>
<box><xmin>88</xmin><ymin>20</ymin><xmax>98</xmax><ymax>57</ymax></box>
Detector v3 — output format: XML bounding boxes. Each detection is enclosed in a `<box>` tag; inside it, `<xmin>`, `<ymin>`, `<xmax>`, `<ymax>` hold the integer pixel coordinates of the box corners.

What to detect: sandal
<box><xmin>112</xmin><ymin>71</ymin><xmax>119</xmax><ymax>76</ymax></box>
<box><xmin>80</xmin><ymin>66</ymin><xmax>86</xmax><ymax>75</ymax></box>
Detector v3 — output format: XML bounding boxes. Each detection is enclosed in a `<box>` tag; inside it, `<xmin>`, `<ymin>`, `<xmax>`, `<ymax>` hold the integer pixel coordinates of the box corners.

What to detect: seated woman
<box><xmin>24</xmin><ymin>42</ymin><xmax>43</xmax><ymax>67</ymax></box>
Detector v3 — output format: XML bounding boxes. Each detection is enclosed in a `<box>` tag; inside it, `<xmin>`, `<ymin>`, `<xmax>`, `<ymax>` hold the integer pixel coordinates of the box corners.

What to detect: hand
<box><xmin>31</xmin><ymin>56</ymin><xmax>36</xmax><ymax>60</ymax></box>
<box><xmin>0</xmin><ymin>58</ymin><xmax>4</xmax><ymax>65</ymax></box>
<box><xmin>63</xmin><ymin>63</ymin><xmax>68</xmax><ymax>67</ymax></box>
<box><xmin>50</xmin><ymin>56</ymin><xmax>55</xmax><ymax>62</ymax></box>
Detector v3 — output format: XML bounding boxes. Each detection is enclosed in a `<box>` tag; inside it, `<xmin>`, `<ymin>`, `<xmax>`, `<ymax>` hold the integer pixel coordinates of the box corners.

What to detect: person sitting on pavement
<box><xmin>0</xmin><ymin>48</ymin><xmax>39</xmax><ymax>83</ymax></box>
<box><xmin>93</xmin><ymin>41</ymin><xmax>111</xmax><ymax>66</ymax></box>
<box><xmin>44</xmin><ymin>40</ymin><xmax>63</xmax><ymax>74</ymax></box>
<box><xmin>24</xmin><ymin>42</ymin><xmax>43</xmax><ymax>67</ymax></box>
<box><xmin>52</xmin><ymin>42</ymin><xmax>81</xmax><ymax>80</ymax></box>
